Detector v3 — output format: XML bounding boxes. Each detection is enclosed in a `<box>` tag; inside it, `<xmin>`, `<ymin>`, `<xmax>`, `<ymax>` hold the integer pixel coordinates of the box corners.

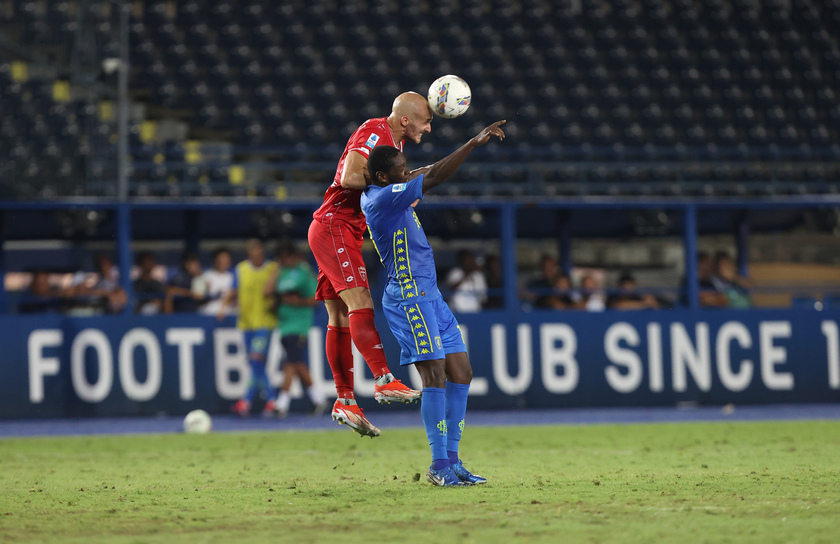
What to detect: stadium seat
<box><xmin>0</xmin><ymin>0</ymin><xmax>837</xmax><ymax>197</ymax></box>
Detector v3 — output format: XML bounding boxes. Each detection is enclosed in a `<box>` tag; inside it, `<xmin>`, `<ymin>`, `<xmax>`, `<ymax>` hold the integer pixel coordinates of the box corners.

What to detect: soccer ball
<box><xmin>427</xmin><ymin>75</ymin><xmax>471</xmax><ymax>119</ymax></box>
<box><xmin>183</xmin><ymin>409</ymin><xmax>212</xmax><ymax>434</ymax></box>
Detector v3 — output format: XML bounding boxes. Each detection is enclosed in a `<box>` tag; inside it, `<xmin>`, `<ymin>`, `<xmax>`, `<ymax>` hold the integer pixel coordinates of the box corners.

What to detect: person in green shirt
<box><xmin>265</xmin><ymin>240</ymin><xmax>328</xmax><ymax>418</ymax></box>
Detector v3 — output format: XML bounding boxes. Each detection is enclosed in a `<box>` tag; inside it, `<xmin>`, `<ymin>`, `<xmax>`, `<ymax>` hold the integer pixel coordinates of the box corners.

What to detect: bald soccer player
<box><xmin>308</xmin><ymin>92</ymin><xmax>431</xmax><ymax>437</ymax></box>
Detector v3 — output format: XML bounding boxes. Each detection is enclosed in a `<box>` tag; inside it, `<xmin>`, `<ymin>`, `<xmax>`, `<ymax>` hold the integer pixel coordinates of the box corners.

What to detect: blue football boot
<box><xmin>451</xmin><ymin>461</ymin><xmax>487</xmax><ymax>485</ymax></box>
<box><xmin>426</xmin><ymin>465</ymin><xmax>468</xmax><ymax>487</ymax></box>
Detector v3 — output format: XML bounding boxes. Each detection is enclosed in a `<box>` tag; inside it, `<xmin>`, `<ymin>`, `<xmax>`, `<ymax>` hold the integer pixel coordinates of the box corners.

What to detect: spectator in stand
<box><xmin>193</xmin><ymin>247</ymin><xmax>235</xmax><ymax>316</ymax></box>
<box><xmin>574</xmin><ymin>274</ymin><xmax>606</xmax><ymax>312</ymax></box>
<box><xmin>18</xmin><ymin>270</ymin><xmax>65</xmax><ymax>313</ymax></box>
<box><xmin>527</xmin><ymin>254</ymin><xmax>561</xmax><ymax>308</ymax></box>
<box><xmin>134</xmin><ymin>251</ymin><xmax>166</xmax><ymax>314</ymax></box>
<box><xmin>713</xmin><ymin>251</ymin><xmax>754</xmax><ymax>308</ymax></box>
<box><xmin>71</xmin><ymin>253</ymin><xmax>127</xmax><ymax>314</ymax></box>
<box><xmin>607</xmin><ymin>272</ymin><xmax>659</xmax><ymax>310</ymax></box>
<box><xmin>483</xmin><ymin>254</ymin><xmax>503</xmax><ymax>309</ymax></box>
<box><xmin>445</xmin><ymin>249</ymin><xmax>487</xmax><ymax>313</ymax></box>
<box><xmin>697</xmin><ymin>251</ymin><xmax>728</xmax><ymax>308</ymax></box>
<box><xmin>549</xmin><ymin>273</ymin><xmax>576</xmax><ymax>309</ymax></box>
<box><xmin>165</xmin><ymin>251</ymin><xmax>203</xmax><ymax>313</ymax></box>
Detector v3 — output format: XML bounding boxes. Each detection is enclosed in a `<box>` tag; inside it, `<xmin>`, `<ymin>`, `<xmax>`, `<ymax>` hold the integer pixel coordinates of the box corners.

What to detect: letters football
<box><xmin>183</xmin><ymin>409</ymin><xmax>212</xmax><ymax>434</ymax></box>
<box><xmin>427</xmin><ymin>75</ymin><xmax>471</xmax><ymax>119</ymax></box>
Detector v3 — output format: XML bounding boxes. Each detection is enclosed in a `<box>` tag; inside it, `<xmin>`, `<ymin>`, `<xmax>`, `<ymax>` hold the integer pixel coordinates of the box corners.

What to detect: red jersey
<box><xmin>312</xmin><ymin>117</ymin><xmax>404</xmax><ymax>233</ymax></box>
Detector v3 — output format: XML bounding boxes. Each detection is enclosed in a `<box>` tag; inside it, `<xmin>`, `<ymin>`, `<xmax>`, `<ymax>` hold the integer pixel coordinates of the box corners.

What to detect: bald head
<box><xmin>388</xmin><ymin>92</ymin><xmax>433</xmax><ymax>145</ymax></box>
<box><xmin>392</xmin><ymin>92</ymin><xmax>433</xmax><ymax>118</ymax></box>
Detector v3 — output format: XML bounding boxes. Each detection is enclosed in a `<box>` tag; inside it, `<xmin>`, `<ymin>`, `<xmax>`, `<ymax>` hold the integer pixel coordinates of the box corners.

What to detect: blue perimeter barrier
<box><xmin>4</xmin><ymin>196</ymin><xmax>840</xmax><ymax>314</ymax></box>
<box><xmin>5</xmin><ymin>308</ymin><xmax>840</xmax><ymax>419</ymax></box>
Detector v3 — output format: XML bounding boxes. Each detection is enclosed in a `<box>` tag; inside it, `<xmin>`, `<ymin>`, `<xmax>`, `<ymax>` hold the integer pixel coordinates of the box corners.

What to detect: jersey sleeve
<box><xmin>347</xmin><ymin>125</ymin><xmax>387</xmax><ymax>159</ymax></box>
<box><xmin>372</xmin><ymin>176</ymin><xmax>425</xmax><ymax>216</ymax></box>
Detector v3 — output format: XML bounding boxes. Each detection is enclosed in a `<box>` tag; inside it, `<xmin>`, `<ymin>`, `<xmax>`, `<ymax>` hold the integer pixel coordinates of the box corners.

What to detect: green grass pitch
<box><xmin>1</xmin><ymin>420</ymin><xmax>839</xmax><ymax>543</ymax></box>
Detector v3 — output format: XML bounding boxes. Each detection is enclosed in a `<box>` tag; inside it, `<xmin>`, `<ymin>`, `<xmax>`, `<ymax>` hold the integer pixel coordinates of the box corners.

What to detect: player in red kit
<box><xmin>309</xmin><ymin>92</ymin><xmax>432</xmax><ymax>437</ymax></box>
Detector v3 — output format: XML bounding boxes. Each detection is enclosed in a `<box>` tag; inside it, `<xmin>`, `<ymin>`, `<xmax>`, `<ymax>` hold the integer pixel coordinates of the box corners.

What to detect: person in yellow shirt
<box><xmin>218</xmin><ymin>239</ymin><xmax>279</xmax><ymax>417</ymax></box>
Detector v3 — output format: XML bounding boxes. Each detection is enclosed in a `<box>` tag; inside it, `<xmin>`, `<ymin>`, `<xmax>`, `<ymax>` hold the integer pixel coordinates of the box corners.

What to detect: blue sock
<box><xmin>421</xmin><ymin>387</ymin><xmax>449</xmax><ymax>469</ymax></box>
<box><xmin>246</xmin><ymin>359</ymin><xmax>276</xmax><ymax>403</ymax></box>
<box><xmin>445</xmin><ymin>382</ymin><xmax>470</xmax><ymax>464</ymax></box>
<box><xmin>244</xmin><ymin>360</ymin><xmax>261</xmax><ymax>403</ymax></box>
<box><xmin>260</xmin><ymin>370</ymin><xmax>277</xmax><ymax>403</ymax></box>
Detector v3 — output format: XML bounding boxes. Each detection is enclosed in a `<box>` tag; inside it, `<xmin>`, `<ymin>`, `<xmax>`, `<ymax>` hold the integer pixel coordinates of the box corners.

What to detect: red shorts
<box><xmin>308</xmin><ymin>218</ymin><xmax>369</xmax><ymax>300</ymax></box>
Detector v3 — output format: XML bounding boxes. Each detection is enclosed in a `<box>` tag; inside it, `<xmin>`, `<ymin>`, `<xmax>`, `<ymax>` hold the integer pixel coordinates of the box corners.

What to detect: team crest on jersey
<box><xmin>358</xmin><ymin>266</ymin><xmax>367</xmax><ymax>282</ymax></box>
<box><xmin>392</xmin><ymin>183</ymin><xmax>406</xmax><ymax>193</ymax></box>
<box><xmin>365</xmin><ymin>133</ymin><xmax>380</xmax><ymax>149</ymax></box>
<box><xmin>435</xmin><ymin>336</ymin><xmax>442</xmax><ymax>349</ymax></box>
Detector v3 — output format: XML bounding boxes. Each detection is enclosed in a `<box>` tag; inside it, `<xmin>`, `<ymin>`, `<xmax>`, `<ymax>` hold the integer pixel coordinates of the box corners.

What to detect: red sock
<box><xmin>337</xmin><ymin>327</ymin><xmax>354</xmax><ymax>392</ymax></box>
<box><xmin>326</xmin><ymin>326</ymin><xmax>354</xmax><ymax>399</ymax></box>
<box><xmin>348</xmin><ymin>308</ymin><xmax>390</xmax><ymax>379</ymax></box>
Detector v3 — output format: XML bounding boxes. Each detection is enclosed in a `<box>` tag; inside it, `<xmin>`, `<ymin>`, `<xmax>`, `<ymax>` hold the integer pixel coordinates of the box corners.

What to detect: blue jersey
<box><xmin>361</xmin><ymin>176</ymin><xmax>442</xmax><ymax>304</ymax></box>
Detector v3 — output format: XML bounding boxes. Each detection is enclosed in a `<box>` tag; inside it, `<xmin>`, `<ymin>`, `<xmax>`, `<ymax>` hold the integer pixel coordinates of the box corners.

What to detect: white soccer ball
<box><xmin>183</xmin><ymin>409</ymin><xmax>212</xmax><ymax>434</ymax></box>
<box><xmin>427</xmin><ymin>75</ymin><xmax>472</xmax><ymax>119</ymax></box>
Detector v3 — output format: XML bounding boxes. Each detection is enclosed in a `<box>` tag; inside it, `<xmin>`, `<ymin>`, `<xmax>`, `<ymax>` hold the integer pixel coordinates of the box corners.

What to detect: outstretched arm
<box><xmin>408</xmin><ymin>165</ymin><xmax>432</xmax><ymax>181</ymax></box>
<box><xmin>422</xmin><ymin>121</ymin><xmax>506</xmax><ymax>194</ymax></box>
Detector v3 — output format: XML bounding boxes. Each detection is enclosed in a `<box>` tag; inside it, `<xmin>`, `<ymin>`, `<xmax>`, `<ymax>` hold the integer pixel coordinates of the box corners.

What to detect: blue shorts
<box><xmin>381</xmin><ymin>296</ymin><xmax>467</xmax><ymax>366</ymax></box>
<box><xmin>243</xmin><ymin>329</ymin><xmax>271</xmax><ymax>359</ymax></box>
<box><xmin>281</xmin><ymin>334</ymin><xmax>308</xmax><ymax>366</ymax></box>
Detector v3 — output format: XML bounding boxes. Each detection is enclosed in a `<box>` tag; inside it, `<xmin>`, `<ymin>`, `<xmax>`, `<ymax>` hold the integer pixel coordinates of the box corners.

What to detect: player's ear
<box><xmin>375</xmin><ymin>171</ymin><xmax>387</xmax><ymax>184</ymax></box>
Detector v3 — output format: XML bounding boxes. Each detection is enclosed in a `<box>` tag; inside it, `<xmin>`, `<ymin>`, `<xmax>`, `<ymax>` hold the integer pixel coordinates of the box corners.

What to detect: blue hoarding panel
<box><xmin>2</xmin><ymin>309</ymin><xmax>839</xmax><ymax>419</ymax></box>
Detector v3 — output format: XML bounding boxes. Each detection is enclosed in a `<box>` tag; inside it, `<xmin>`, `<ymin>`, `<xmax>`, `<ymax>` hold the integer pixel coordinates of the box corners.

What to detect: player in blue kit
<box><xmin>361</xmin><ymin>120</ymin><xmax>506</xmax><ymax>486</ymax></box>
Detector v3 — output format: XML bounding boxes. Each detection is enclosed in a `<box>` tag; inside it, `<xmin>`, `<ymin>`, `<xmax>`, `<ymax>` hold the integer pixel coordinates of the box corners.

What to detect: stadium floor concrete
<box><xmin>2</xmin><ymin>404</ymin><xmax>840</xmax><ymax>438</ymax></box>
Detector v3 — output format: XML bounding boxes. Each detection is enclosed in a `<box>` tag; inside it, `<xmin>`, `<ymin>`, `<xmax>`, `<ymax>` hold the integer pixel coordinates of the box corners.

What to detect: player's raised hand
<box><xmin>472</xmin><ymin>120</ymin><xmax>506</xmax><ymax>146</ymax></box>
<box><xmin>423</xmin><ymin>120</ymin><xmax>506</xmax><ymax>193</ymax></box>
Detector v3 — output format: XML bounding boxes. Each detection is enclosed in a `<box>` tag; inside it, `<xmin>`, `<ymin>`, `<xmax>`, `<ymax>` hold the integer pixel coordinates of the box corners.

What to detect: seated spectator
<box><xmin>713</xmin><ymin>251</ymin><xmax>753</xmax><ymax>308</ymax></box>
<box><xmin>18</xmin><ymin>270</ymin><xmax>65</xmax><ymax>313</ymax></box>
<box><xmin>445</xmin><ymin>249</ymin><xmax>488</xmax><ymax>313</ymax></box>
<box><xmin>697</xmin><ymin>251</ymin><xmax>728</xmax><ymax>308</ymax></box>
<box><xmin>526</xmin><ymin>254</ymin><xmax>561</xmax><ymax>308</ymax></box>
<box><xmin>193</xmin><ymin>247</ymin><xmax>235</xmax><ymax>316</ymax></box>
<box><xmin>165</xmin><ymin>251</ymin><xmax>203</xmax><ymax>313</ymax></box>
<box><xmin>549</xmin><ymin>274</ymin><xmax>576</xmax><ymax>309</ymax></box>
<box><xmin>70</xmin><ymin>254</ymin><xmax>127</xmax><ymax>314</ymax></box>
<box><xmin>607</xmin><ymin>272</ymin><xmax>659</xmax><ymax>310</ymax></box>
<box><xmin>574</xmin><ymin>274</ymin><xmax>606</xmax><ymax>312</ymax></box>
<box><xmin>133</xmin><ymin>251</ymin><xmax>166</xmax><ymax>314</ymax></box>
<box><xmin>483</xmin><ymin>254</ymin><xmax>504</xmax><ymax>309</ymax></box>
